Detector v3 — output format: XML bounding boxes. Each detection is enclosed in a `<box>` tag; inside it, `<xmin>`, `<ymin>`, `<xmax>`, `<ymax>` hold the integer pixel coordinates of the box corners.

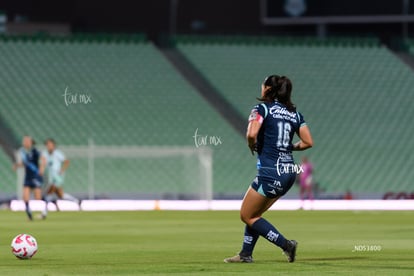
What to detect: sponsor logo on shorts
<box><xmin>276</xmin><ymin>157</ymin><xmax>304</xmax><ymax>176</ymax></box>
<box><xmin>268</xmin><ymin>189</ymin><xmax>277</xmax><ymax>195</ymax></box>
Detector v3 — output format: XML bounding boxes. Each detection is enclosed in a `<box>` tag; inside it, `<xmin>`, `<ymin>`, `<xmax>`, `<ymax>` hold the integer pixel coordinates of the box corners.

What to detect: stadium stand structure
<box><xmin>402</xmin><ymin>39</ymin><xmax>414</xmax><ymax>68</ymax></box>
<box><xmin>406</xmin><ymin>39</ymin><xmax>414</xmax><ymax>56</ymax></box>
<box><xmin>0</xmin><ymin>149</ymin><xmax>15</xmax><ymax>198</ymax></box>
<box><xmin>175</xmin><ymin>35</ymin><xmax>414</xmax><ymax>198</ymax></box>
<box><xmin>0</xmin><ymin>114</ymin><xmax>19</xmax><ymax>200</ymax></box>
<box><xmin>0</xmin><ymin>34</ymin><xmax>255</xmax><ymax>199</ymax></box>
<box><xmin>2</xmin><ymin>34</ymin><xmax>414</xmax><ymax>200</ymax></box>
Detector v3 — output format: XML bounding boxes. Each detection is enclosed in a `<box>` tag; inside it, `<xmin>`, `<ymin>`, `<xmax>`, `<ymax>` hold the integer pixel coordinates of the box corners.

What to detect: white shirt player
<box><xmin>42</xmin><ymin>149</ymin><xmax>66</xmax><ymax>186</ymax></box>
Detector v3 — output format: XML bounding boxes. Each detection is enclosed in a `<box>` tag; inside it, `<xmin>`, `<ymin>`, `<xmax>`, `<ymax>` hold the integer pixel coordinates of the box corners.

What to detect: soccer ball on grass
<box><xmin>11</xmin><ymin>234</ymin><xmax>38</xmax><ymax>259</ymax></box>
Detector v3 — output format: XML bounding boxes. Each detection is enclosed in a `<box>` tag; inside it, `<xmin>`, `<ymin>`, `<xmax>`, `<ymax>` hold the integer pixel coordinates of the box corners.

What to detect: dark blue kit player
<box><xmin>13</xmin><ymin>136</ymin><xmax>44</xmax><ymax>220</ymax></box>
<box><xmin>225</xmin><ymin>75</ymin><xmax>313</xmax><ymax>263</ymax></box>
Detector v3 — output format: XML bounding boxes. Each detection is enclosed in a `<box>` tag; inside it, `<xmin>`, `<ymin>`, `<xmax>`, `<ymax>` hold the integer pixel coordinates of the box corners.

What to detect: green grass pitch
<box><xmin>0</xmin><ymin>210</ymin><xmax>413</xmax><ymax>275</ymax></box>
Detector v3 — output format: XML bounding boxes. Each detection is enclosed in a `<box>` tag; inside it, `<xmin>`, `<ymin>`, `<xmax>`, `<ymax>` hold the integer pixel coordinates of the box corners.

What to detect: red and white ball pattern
<box><xmin>11</xmin><ymin>234</ymin><xmax>38</xmax><ymax>259</ymax></box>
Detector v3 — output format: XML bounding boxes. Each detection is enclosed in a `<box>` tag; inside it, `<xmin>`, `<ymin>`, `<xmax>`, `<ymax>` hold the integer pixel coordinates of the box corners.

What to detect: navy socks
<box><xmin>240</xmin><ymin>225</ymin><xmax>259</xmax><ymax>257</ymax></box>
<box><xmin>239</xmin><ymin>217</ymin><xmax>288</xmax><ymax>256</ymax></box>
<box><xmin>251</xmin><ymin>218</ymin><xmax>287</xmax><ymax>249</ymax></box>
<box><xmin>25</xmin><ymin>201</ymin><xmax>33</xmax><ymax>220</ymax></box>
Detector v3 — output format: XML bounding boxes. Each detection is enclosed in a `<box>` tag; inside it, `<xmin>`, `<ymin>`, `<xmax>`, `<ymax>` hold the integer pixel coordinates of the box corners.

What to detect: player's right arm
<box><xmin>12</xmin><ymin>162</ymin><xmax>22</xmax><ymax>171</ymax></box>
<box><xmin>246</xmin><ymin>104</ymin><xmax>265</xmax><ymax>155</ymax></box>
<box><xmin>246</xmin><ymin>120</ymin><xmax>261</xmax><ymax>155</ymax></box>
<box><xmin>39</xmin><ymin>155</ymin><xmax>47</xmax><ymax>176</ymax></box>
<box><xmin>12</xmin><ymin>149</ymin><xmax>24</xmax><ymax>171</ymax></box>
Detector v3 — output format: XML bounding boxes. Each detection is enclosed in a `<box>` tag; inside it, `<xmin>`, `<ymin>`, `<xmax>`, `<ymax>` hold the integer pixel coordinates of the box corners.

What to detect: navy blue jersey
<box><xmin>19</xmin><ymin>147</ymin><xmax>41</xmax><ymax>182</ymax></box>
<box><xmin>249</xmin><ymin>101</ymin><xmax>306</xmax><ymax>170</ymax></box>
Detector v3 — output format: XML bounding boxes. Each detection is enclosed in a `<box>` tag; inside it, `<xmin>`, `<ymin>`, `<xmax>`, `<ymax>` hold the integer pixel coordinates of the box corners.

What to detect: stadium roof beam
<box><xmin>261</xmin><ymin>15</ymin><xmax>414</xmax><ymax>25</ymax></box>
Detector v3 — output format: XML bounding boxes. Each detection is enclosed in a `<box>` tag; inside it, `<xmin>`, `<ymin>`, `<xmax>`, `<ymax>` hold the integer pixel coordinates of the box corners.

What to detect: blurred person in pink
<box><xmin>299</xmin><ymin>156</ymin><xmax>313</xmax><ymax>201</ymax></box>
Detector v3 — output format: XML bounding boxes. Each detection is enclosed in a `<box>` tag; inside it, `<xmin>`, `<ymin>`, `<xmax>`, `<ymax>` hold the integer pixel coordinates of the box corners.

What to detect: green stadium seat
<box><xmin>0</xmin><ymin>36</ymin><xmax>255</xmax><ymax>199</ymax></box>
<box><xmin>405</xmin><ymin>39</ymin><xmax>414</xmax><ymax>56</ymax></box>
<box><xmin>0</xmin><ymin>149</ymin><xmax>16</xmax><ymax>197</ymax></box>
<box><xmin>176</xmin><ymin>36</ymin><xmax>414</xmax><ymax>197</ymax></box>
<box><xmin>3</xmin><ymin>34</ymin><xmax>411</xmax><ymax>199</ymax></box>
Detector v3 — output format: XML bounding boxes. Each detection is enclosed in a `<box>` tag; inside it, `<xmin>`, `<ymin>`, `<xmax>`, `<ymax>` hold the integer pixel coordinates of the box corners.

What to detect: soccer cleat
<box><xmin>224</xmin><ymin>254</ymin><xmax>253</xmax><ymax>263</ymax></box>
<box><xmin>283</xmin><ymin>240</ymin><xmax>298</xmax><ymax>263</ymax></box>
<box><xmin>36</xmin><ymin>213</ymin><xmax>47</xmax><ymax>220</ymax></box>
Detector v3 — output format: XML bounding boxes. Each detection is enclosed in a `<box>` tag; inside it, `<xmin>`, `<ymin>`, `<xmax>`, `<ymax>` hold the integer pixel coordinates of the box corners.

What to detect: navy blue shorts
<box><xmin>24</xmin><ymin>176</ymin><xmax>42</xmax><ymax>189</ymax></box>
<box><xmin>251</xmin><ymin>172</ymin><xmax>296</xmax><ymax>198</ymax></box>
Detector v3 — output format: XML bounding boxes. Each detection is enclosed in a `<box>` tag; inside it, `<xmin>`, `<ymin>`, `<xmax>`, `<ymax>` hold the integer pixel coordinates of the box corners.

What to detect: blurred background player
<box><xmin>41</xmin><ymin>138</ymin><xmax>79</xmax><ymax>218</ymax></box>
<box><xmin>299</xmin><ymin>156</ymin><xmax>314</xmax><ymax>202</ymax></box>
<box><xmin>13</xmin><ymin>136</ymin><xmax>44</xmax><ymax>220</ymax></box>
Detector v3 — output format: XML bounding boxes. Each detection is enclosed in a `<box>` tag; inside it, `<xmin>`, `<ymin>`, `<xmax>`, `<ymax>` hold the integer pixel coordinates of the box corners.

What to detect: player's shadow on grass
<box><xmin>298</xmin><ymin>257</ymin><xmax>414</xmax><ymax>271</ymax></box>
<box><xmin>258</xmin><ymin>256</ymin><xmax>368</xmax><ymax>264</ymax></box>
<box><xmin>299</xmin><ymin>256</ymin><xmax>368</xmax><ymax>261</ymax></box>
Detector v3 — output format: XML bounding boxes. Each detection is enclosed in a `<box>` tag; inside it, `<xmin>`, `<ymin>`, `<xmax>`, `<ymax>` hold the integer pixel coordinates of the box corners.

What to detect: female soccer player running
<box><xmin>224</xmin><ymin>75</ymin><xmax>313</xmax><ymax>263</ymax></box>
<box><xmin>13</xmin><ymin>136</ymin><xmax>45</xmax><ymax>220</ymax></box>
<box><xmin>41</xmin><ymin>138</ymin><xmax>79</xmax><ymax>218</ymax></box>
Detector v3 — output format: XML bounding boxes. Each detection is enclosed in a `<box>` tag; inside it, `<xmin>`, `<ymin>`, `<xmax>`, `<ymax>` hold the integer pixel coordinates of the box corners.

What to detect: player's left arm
<box><xmin>292</xmin><ymin>125</ymin><xmax>313</xmax><ymax>151</ymax></box>
<box><xmin>60</xmin><ymin>158</ymin><xmax>70</xmax><ymax>174</ymax></box>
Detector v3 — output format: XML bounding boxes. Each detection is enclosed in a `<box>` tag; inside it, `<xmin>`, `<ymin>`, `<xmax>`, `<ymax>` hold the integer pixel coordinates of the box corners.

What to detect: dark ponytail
<box><xmin>257</xmin><ymin>75</ymin><xmax>296</xmax><ymax>112</ymax></box>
